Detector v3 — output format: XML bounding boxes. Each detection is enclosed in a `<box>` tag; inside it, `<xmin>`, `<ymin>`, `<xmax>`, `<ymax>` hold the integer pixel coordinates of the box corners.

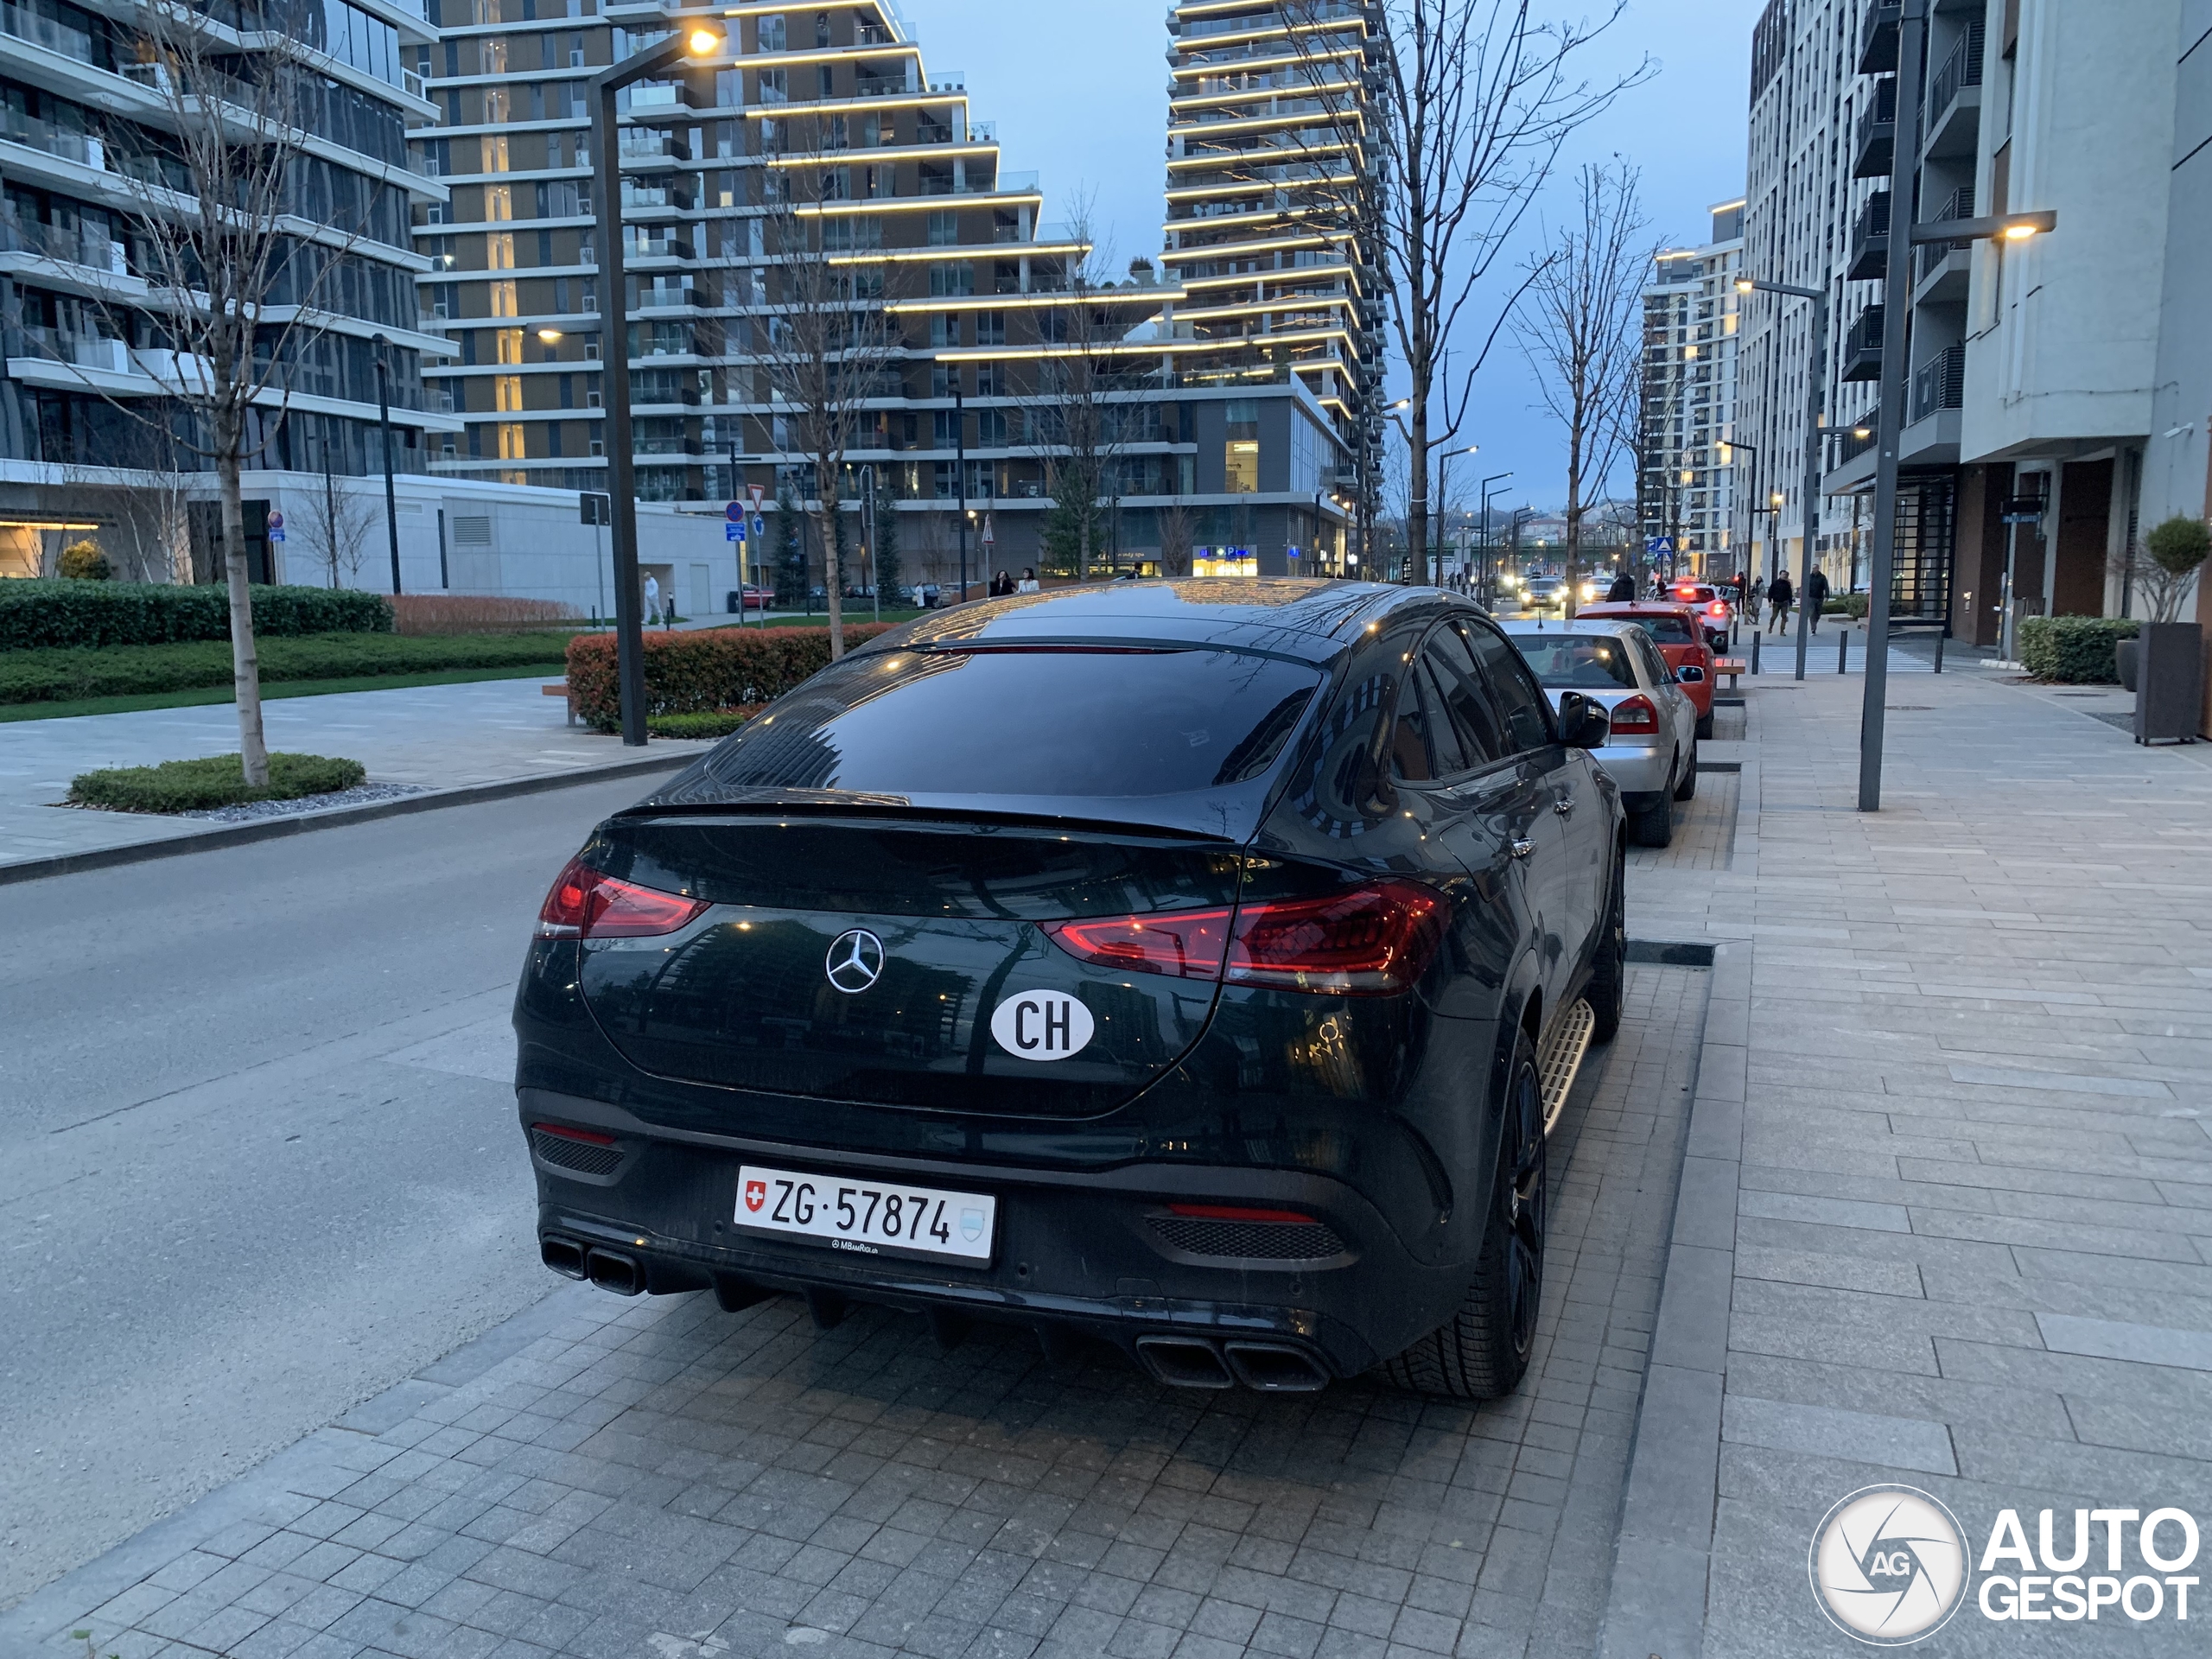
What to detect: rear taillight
<box><xmin>1045</xmin><ymin>880</ymin><xmax>1446</xmax><ymax>996</ymax></box>
<box><xmin>1709</xmin><ymin>602</ymin><xmax>1728</xmax><ymax>617</ymax></box>
<box><xmin>1609</xmin><ymin>695</ymin><xmax>1661</xmax><ymax>734</ymax></box>
<box><xmin>536</xmin><ymin>856</ymin><xmax>709</xmax><ymax>939</ymax></box>
<box><xmin>1044</xmin><ymin>907</ymin><xmax>1234</xmax><ymax>978</ymax></box>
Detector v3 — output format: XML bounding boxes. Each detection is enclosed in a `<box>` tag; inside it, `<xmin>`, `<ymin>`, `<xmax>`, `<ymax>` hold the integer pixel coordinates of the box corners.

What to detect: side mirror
<box><xmin>1557</xmin><ymin>691</ymin><xmax>1611</xmax><ymax>750</ymax></box>
<box><xmin>1676</xmin><ymin>664</ymin><xmax>1707</xmax><ymax>684</ymax></box>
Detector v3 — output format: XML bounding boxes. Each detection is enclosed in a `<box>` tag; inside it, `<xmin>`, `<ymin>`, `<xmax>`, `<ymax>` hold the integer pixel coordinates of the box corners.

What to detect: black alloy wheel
<box><xmin>1378</xmin><ymin>1032</ymin><xmax>1547</xmax><ymax>1401</ymax></box>
<box><xmin>1674</xmin><ymin>742</ymin><xmax>1699</xmax><ymax>802</ymax></box>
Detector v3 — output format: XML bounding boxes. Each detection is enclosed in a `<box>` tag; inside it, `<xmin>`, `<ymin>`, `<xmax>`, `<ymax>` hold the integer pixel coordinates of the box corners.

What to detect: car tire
<box><xmin>1630</xmin><ymin>790</ymin><xmax>1675</xmax><ymax>848</ymax></box>
<box><xmin>1696</xmin><ymin>709</ymin><xmax>1716</xmax><ymax>741</ymax></box>
<box><xmin>1674</xmin><ymin>743</ymin><xmax>1699</xmax><ymax>802</ymax></box>
<box><xmin>1378</xmin><ymin>1029</ymin><xmax>1545</xmax><ymax>1402</ymax></box>
<box><xmin>1585</xmin><ymin>846</ymin><xmax>1626</xmax><ymax>1044</ymax></box>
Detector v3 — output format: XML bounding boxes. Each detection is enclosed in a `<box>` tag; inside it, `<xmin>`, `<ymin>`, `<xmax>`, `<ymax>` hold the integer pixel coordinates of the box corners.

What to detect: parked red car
<box><xmin>1577</xmin><ymin>601</ymin><xmax>1718</xmax><ymax>739</ymax></box>
<box><xmin>1666</xmin><ymin>583</ymin><xmax>1736</xmax><ymax>651</ymax></box>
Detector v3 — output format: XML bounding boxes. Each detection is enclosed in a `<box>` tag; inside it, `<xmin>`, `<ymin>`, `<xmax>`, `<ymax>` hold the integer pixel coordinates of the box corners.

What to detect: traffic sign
<box><xmin>725</xmin><ymin>500</ymin><xmax>745</xmax><ymax>524</ymax></box>
<box><xmin>266</xmin><ymin>510</ymin><xmax>285</xmax><ymax>543</ymax></box>
<box><xmin>579</xmin><ymin>492</ymin><xmax>612</xmax><ymax>527</ymax></box>
<box><xmin>727</xmin><ymin>523</ymin><xmax>745</xmax><ymax>543</ymax></box>
<box><xmin>981</xmin><ymin>512</ymin><xmax>995</xmax><ymax>547</ymax></box>
<box><xmin>747</xmin><ymin>484</ymin><xmax>766</xmax><ymax>513</ymax></box>
<box><xmin>1645</xmin><ymin>536</ymin><xmax>1672</xmax><ymax>554</ymax></box>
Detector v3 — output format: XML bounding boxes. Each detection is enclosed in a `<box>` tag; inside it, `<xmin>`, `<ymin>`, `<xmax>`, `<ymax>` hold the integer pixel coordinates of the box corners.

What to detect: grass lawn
<box><xmin>0</xmin><ymin>661</ymin><xmax>568</xmax><ymax>722</ymax></box>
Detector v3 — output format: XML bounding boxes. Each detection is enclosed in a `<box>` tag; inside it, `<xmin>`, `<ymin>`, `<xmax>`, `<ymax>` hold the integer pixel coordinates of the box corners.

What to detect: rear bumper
<box><xmin>1589</xmin><ymin>740</ymin><xmax>1674</xmax><ymax>796</ymax></box>
<box><xmin>521</xmin><ymin>1089</ymin><xmax>1471</xmax><ymax>1388</ymax></box>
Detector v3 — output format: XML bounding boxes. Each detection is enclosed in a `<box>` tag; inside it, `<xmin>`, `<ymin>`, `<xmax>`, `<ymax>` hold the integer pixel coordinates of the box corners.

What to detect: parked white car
<box><xmin>1501</xmin><ymin>619</ymin><xmax>1700</xmax><ymax>848</ymax></box>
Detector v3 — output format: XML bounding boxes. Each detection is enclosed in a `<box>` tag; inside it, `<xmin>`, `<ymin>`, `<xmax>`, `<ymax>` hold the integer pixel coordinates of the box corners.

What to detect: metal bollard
<box><xmin>1751</xmin><ymin>629</ymin><xmax>1762</xmax><ymax>676</ymax></box>
<box><xmin>1839</xmin><ymin>627</ymin><xmax>1849</xmax><ymax>674</ymax></box>
<box><xmin>1934</xmin><ymin>628</ymin><xmax>1946</xmax><ymax>673</ymax></box>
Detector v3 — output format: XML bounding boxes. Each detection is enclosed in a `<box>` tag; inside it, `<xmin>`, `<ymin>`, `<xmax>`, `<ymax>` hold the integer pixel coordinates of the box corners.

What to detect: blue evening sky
<box><xmin>897</xmin><ymin>0</ymin><xmax>1767</xmax><ymax>510</ymax></box>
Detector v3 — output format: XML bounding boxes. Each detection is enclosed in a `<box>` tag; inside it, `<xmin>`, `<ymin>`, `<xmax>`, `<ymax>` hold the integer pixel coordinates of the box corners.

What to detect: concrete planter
<box><xmin>2116</xmin><ymin>638</ymin><xmax>2139</xmax><ymax>692</ymax></box>
<box><xmin>2134</xmin><ymin>622</ymin><xmax>2204</xmax><ymax>744</ymax></box>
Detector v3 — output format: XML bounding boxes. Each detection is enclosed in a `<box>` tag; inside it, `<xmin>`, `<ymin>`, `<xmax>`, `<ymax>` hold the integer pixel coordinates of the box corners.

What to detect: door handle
<box><xmin>1510</xmin><ymin>838</ymin><xmax>1536</xmax><ymax>860</ymax></box>
<box><xmin>1554</xmin><ymin>798</ymin><xmax>1575</xmax><ymax>817</ymax></box>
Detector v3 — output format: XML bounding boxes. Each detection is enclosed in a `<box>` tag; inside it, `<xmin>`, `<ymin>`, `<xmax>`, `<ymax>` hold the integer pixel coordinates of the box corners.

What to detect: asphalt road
<box><xmin>0</xmin><ymin>770</ymin><xmax>680</xmax><ymax>1611</ymax></box>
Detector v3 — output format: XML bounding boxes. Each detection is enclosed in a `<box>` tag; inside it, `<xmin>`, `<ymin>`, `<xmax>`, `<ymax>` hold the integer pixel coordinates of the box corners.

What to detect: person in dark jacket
<box><xmin>1606</xmin><ymin>572</ymin><xmax>1637</xmax><ymax>602</ymax></box>
<box><xmin>1805</xmin><ymin>567</ymin><xmax>1830</xmax><ymax>632</ymax></box>
<box><xmin>1767</xmin><ymin>572</ymin><xmax>1795</xmax><ymax>634</ymax></box>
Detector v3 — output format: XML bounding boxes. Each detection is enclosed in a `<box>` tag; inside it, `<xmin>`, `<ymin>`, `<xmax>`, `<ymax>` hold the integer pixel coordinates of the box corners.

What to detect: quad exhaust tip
<box><xmin>540</xmin><ymin>1235</ymin><xmax>587</xmax><ymax>1280</ymax></box>
<box><xmin>582</xmin><ymin>1246</ymin><xmax>645</xmax><ymax>1296</ymax></box>
<box><xmin>1136</xmin><ymin>1335</ymin><xmax>1328</xmax><ymax>1393</ymax></box>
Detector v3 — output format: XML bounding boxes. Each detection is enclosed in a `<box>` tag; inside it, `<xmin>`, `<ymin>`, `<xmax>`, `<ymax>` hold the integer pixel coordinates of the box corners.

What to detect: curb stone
<box><xmin>0</xmin><ymin>749</ymin><xmax>698</xmax><ymax>888</ymax></box>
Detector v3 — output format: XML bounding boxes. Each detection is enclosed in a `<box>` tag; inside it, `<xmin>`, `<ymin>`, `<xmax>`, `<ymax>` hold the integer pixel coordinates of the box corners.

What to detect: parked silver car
<box><xmin>1500</xmin><ymin>619</ymin><xmax>1700</xmax><ymax>848</ymax></box>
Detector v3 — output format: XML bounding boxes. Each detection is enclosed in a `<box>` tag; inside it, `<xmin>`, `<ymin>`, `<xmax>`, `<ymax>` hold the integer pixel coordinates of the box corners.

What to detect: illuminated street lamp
<box><xmin>593</xmin><ymin>20</ymin><xmax>726</xmax><ymax>746</ymax></box>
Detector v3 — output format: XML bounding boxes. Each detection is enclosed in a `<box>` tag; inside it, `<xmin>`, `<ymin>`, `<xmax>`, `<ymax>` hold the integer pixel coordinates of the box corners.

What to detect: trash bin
<box><xmin>727</xmin><ymin>590</ymin><xmax>741</xmax><ymax>614</ymax></box>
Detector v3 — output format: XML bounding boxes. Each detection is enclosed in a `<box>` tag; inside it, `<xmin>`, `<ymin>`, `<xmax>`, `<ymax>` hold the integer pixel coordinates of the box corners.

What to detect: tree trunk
<box><xmin>217</xmin><ymin>439</ymin><xmax>269</xmax><ymax>787</ymax></box>
<box><xmin>1563</xmin><ymin>431</ymin><xmax>1583</xmax><ymax>621</ymax></box>
<box><xmin>1407</xmin><ymin>404</ymin><xmax>1430</xmax><ymax>583</ymax></box>
<box><xmin>816</xmin><ymin>458</ymin><xmax>843</xmax><ymax>659</ymax></box>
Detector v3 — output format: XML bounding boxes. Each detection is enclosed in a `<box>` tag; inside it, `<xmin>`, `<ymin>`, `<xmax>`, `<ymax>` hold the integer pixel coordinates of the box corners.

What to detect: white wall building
<box><xmin>1639</xmin><ymin>200</ymin><xmax>1745</xmax><ymax>580</ymax></box>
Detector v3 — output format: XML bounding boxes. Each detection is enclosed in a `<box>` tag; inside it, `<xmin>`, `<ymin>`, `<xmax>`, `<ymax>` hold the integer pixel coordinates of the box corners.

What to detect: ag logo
<box><xmin>1811</xmin><ymin>1485</ymin><xmax>1971</xmax><ymax>1644</ymax></box>
<box><xmin>989</xmin><ymin>990</ymin><xmax>1094</xmax><ymax>1061</ymax></box>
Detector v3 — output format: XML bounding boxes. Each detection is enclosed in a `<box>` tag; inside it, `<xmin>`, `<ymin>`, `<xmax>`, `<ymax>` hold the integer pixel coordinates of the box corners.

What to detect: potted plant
<box><xmin>2129</xmin><ymin>515</ymin><xmax>2209</xmax><ymax>743</ymax></box>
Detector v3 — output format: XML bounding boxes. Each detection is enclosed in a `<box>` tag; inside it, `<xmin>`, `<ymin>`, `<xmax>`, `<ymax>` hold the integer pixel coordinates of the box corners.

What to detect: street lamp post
<box><xmin>372</xmin><ymin>334</ymin><xmax>401</xmax><ymax>595</ymax></box>
<box><xmin>1857</xmin><ymin>0</ymin><xmax>2057</xmax><ymax>808</ymax></box>
<box><xmin>593</xmin><ymin>21</ymin><xmax>725</xmax><ymax>747</ymax></box>
<box><xmin>1433</xmin><ymin>442</ymin><xmax>1478</xmax><ymax>588</ymax></box>
<box><xmin>1479</xmin><ymin>473</ymin><xmax>1512</xmax><ymax>608</ymax></box>
<box><xmin>1735</xmin><ymin>275</ymin><xmax>1829</xmax><ymax>682</ymax></box>
<box><xmin>1722</xmin><ymin>439</ymin><xmax>1758</xmax><ymax>584</ymax></box>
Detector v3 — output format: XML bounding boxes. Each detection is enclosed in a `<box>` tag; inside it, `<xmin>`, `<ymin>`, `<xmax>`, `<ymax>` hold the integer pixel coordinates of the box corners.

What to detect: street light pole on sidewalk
<box><xmin>1734</xmin><ymin>277</ymin><xmax>1828</xmax><ymax>684</ymax></box>
<box><xmin>593</xmin><ymin>22</ymin><xmax>726</xmax><ymax>746</ymax></box>
<box><xmin>372</xmin><ymin>334</ymin><xmax>401</xmax><ymax>595</ymax></box>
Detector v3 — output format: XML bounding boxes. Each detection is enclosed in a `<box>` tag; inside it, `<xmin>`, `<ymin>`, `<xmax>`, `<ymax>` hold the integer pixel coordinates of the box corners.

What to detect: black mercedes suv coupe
<box><xmin>517</xmin><ymin>580</ymin><xmax>1625</xmax><ymax>1400</ymax></box>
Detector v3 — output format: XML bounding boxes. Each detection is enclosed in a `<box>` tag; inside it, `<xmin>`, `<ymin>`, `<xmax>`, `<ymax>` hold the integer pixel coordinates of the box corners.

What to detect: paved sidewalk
<box><xmin>0</xmin><ymin>679</ymin><xmax>695</xmax><ymax>868</ymax></box>
<box><xmin>0</xmin><ymin>966</ymin><xmax>1711</xmax><ymax>1659</ymax></box>
<box><xmin>1607</xmin><ymin>658</ymin><xmax>2212</xmax><ymax>1656</ymax></box>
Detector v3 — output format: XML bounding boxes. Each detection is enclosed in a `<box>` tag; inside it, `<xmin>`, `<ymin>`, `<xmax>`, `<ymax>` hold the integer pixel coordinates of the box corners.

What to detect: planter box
<box><xmin>2134</xmin><ymin>622</ymin><xmax>2204</xmax><ymax>744</ymax></box>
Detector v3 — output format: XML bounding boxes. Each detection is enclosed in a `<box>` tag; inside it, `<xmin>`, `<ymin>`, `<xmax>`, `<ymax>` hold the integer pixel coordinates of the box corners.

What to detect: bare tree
<box><xmin>1516</xmin><ymin>162</ymin><xmax>1650</xmax><ymax>618</ymax></box>
<box><xmin>760</xmin><ymin>124</ymin><xmax>905</xmax><ymax>658</ymax></box>
<box><xmin>297</xmin><ymin>466</ymin><xmax>380</xmax><ymax>588</ymax></box>
<box><xmin>1156</xmin><ymin>498</ymin><xmax>1196</xmax><ymax>579</ymax></box>
<box><xmin>42</xmin><ymin>2</ymin><xmax>380</xmax><ymax>784</ymax></box>
<box><xmin>1280</xmin><ymin>2</ymin><xmax>1649</xmax><ymax>576</ymax></box>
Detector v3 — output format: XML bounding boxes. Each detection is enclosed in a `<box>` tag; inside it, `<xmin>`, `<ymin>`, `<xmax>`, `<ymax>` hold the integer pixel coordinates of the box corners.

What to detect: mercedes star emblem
<box><xmin>823</xmin><ymin>929</ymin><xmax>886</xmax><ymax>994</ymax></box>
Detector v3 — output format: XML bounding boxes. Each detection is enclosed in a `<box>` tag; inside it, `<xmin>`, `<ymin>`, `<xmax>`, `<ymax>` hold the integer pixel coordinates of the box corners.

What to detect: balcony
<box><xmin>0</xmin><ymin>215</ymin><xmax>128</xmax><ymax>275</ymax></box>
<box><xmin>1840</xmin><ymin>303</ymin><xmax>1885</xmax><ymax>383</ymax></box>
<box><xmin>0</xmin><ymin>0</ymin><xmax>95</xmax><ymax>63</ymax></box>
<box><xmin>1913</xmin><ymin>186</ymin><xmax>1975</xmax><ymax>303</ymax></box>
<box><xmin>1921</xmin><ymin>19</ymin><xmax>1985</xmax><ymax>160</ymax></box>
<box><xmin>1852</xmin><ymin>76</ymin><xmax>1897</xmax><ymax>181</ymax></box>
<box><xmin>1910</xmin><ymin>344</ymin><xmax>1964</xmax><ymax>425</ymax></box>
<box><xmin>1858</xmin><ymin>0</ymin><xmax>1900</xmax><ymax>74</ymax></box>
<box><xmin>1847</xmin><ymin>191</ymin><xmax>1891</xmax><ymax>282</ymax></box>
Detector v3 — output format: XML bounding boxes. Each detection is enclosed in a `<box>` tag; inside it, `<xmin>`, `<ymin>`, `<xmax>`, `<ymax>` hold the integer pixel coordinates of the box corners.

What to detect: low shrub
<box><xmin>59</xmin><ymin>541</ymin><xmax>111</xmax><ymax>580</ymax></box>
<box><xmin>391</xmin><ymin>594</ymin><xmax>582</xmax><ymax>635</ymax></box>
<box><xmin>2018</xmin><ymin>615</ymin><xmax>2139</xmax><ymax>683</ymax></box>
<box><xmin>68</xmin><ymin>752</ymin><xmax>367</xmax><ymax>813</ymax></box>
<box><xmin>0</xmin><ymin>581</ymin><xmax>393</xmax><ymax>650</ymax></box>
<box><xmin>646</xmin><ymin>707</ymin><xmax>761</xmax><ymax>740</ymax></box>
<box><xmin>566</xmin><ymin>624</ymin><xmax>898</xmax><ymax>733</ymax></box>
<box><xmin>0</xmin><ymin>631</ymin><xmax>573</xmax><ymax>705</ymax></box>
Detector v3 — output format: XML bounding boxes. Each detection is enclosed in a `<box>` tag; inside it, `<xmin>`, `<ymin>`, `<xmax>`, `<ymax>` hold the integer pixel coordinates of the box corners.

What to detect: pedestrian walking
<box><xmin>1016</xmin><ymin>567</ymin><xmax>1041</xmax><ymax>594</ymax></box>
<box><xmin>644</xmin><ymin>574</ymin><xmax>661</xmax><ymax>628</ymax></box>
<box><xmin>1606</xmin><ymin>571</ymin><xmax>1637</xmax><ymax>602</ymax></box>
<box><xmin>1806</xmin><ymin>566</ymin><xmax>1830</xmax><ymax>634</ymax></box>
<box><xmin>989</xmin><ymin>569</ymin><xmax>1014</xmax><ymax>597</ymax></box>
<box><xmin>1767</xmin><ymin>572</ymin><xmax>1794</xmax><ymax>634</ymax></box>
<box><xmin>1747</xmin><ymin>576</ymin><xmax>1766</xmax><ymax>626</ymax></box>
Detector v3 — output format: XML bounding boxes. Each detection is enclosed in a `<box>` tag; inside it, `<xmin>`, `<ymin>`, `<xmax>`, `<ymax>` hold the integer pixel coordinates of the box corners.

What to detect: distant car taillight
<box><xmin>537</xmin><ymin>856</ymin><xmax>709</xmax><ymax>939</ymax></box>
<box><xmin>1045</xmin><ymin>880</ymin><xmax>1447</xmax><ymax>995</ymax></box>
<box><xmin>1609</xmin><ymin>695</ymin><xmax>1661</xmax><ymax>734</ymax></box>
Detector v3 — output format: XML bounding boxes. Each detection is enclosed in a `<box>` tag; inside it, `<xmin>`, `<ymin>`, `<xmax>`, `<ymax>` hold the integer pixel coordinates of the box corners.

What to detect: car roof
<box><xmin>863</xmin><ymin>578</ymin><xmax>1465</xmax><ymax>665</ymax></box>
<box><xmin>1498</xmin><ymin>617</ymin><xmax>1643</xmax><ymax>637</ymax></box>
<box><xmin>1579</xmin><ymin>601</ymin><xmax>1699</xmax><ymax>616</ymax></box>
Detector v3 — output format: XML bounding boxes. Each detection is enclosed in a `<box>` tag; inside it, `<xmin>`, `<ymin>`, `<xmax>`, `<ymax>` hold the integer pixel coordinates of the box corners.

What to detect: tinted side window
<box><xmin>1460</xmin><ymin>621</ymin><xmax>1554</xmax><ymax>753</ymax></box>
<box><xmin>1417</xmin><ymin>658</ymin><xmax>1470</xmax><ymax>775</ymax></box>
<box><xmin>1631</xmin><ymin>633</ymin><xmax>1672</xmax><ymax>687</ymax></box>
<box><xmin>1427</xmin><ymin>626</ymin><xmax>1510</xmax><ymax>769</ymax></box>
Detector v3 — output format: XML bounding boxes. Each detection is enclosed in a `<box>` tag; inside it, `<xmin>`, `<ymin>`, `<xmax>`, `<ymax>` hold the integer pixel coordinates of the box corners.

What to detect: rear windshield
<box><xmin>1629</xmin><ymin>615</ymin><xmax>1698</xmax><ymax>645</ymax></box>
<box><xmin>1509</xmin><ymin>633</ymin><xmax>1640</xmax><ymax>690</ymax></box>
<box><xmin>697</xmin><ymin>647</ymin><xmax>1324</xmax><ymax>798</ymax></box>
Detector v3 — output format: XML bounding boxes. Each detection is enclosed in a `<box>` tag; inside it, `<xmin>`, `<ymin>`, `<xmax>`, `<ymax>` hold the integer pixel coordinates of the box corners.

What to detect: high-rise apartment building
<box><xmin>0</xmin><ymin>0</ymin><xmax>450</xmax><ymax>579</ymax></box>
<box><xmin>1638</xmin><ymin>200</ymin><xmax>1745</xmax><ymax>578</ymax></box>
<box><xmin>1162</xmin><ymin>0</ymin><xmax>1382</xmax><ymax>566</ymax></box>
<box><xmin>411</xmin><ymin>0</ymin><xmax>1370</xmax><ymax>583</ymax></box>
<box><xmin>1740</xmin><ymin>0</ymin><xmax>2194</xmax><ymax>646</ymax></box>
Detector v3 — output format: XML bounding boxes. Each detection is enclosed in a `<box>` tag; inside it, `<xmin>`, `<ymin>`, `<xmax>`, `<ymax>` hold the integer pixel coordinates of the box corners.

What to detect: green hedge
<box><xmin>67</xmin><ymin>752</ymin><xmax>367</xmax><ymax>813</ymax></box>
<box><xmin>566</xmin><ymin>624</ymin><xmax>897</xmax><ymax>733</ymax></box>
<box><xmin>0</xmin><ymin>582</ymin><xmax>393</xmax><ymax>650</ymax></box>
<box><xmin>2018</xmin><ymin>616</ymin><xmax>2139</xmax><ymax>683</ymax></box>
<box><xmin>647</xmin><ymin>708</ymin><xmax>758</xmax><ymax>740</ymax></box>
<box><xmin>0</xmin><ymin>631</ymin><xmax>571</xmax><ymax>706</ymax></box>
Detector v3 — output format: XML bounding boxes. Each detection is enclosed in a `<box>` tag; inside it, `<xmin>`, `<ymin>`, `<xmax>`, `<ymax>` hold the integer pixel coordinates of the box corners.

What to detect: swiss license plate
<box><xmin>734</xmin><ymin>1165</ymin><xmax>996</xmax><ymax>1264</ymax></box>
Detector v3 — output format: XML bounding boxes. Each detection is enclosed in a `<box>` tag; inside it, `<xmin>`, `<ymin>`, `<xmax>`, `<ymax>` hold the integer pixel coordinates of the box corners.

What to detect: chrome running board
<box><xmin>1538</xmin><ymin>999</ymin><xmax>1596</xmax><ymax>1136</ymax></box>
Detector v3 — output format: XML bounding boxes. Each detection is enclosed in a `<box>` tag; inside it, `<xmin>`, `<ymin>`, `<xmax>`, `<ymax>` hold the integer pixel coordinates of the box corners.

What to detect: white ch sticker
<box><xmin>989</xmin><ymin>990</ymin><xmax>1096</xmax><ymax>1061</ymax></box>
